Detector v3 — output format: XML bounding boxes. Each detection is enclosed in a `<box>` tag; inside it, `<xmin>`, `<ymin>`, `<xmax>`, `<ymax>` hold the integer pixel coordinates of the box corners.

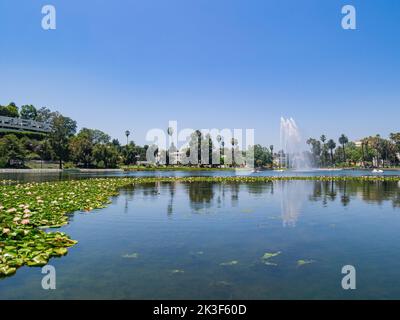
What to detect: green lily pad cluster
<box><xmin>0</xmin><ymin>178</ymin><xmax>136</xmax><ymax>277</ymax></box>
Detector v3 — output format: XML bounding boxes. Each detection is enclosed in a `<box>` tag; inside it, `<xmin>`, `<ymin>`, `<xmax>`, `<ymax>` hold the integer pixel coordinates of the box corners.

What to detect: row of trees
<box><xmin>2</xmin><ymin>102</ymin><xmax>399</xmax><ymax>169</ymax></box>
<box><xmin>0</xmin><ymin>103</ymin><xmax>148</xmax><ymax>169</ymax></box>
<box><xmin>306</xmin><ymin>134</ymin><xmax>400</xmax><ymax>167</ymax></box>
<box><xmin>0</xmin><ymin>102</ymin><xmax>49</xmax><ymax>121</ymax></box>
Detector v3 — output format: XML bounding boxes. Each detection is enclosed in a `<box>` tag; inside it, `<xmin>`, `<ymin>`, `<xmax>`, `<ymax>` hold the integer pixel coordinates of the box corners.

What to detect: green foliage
<box><xmin>20</xmin><ymin>105</ymin><xmax>38</xmax><ymax>120</ymax></box>
<box><xmin>0</xmin><ymin>134</ymin><xmax>26</xmax><ymax>167</ymax></box>
<box><xmin>251</xmin><ymin>144</ymin><xmax>272</xmax><ymax>167</ymax></box>
<box><xmin>49</xmin><ymin>113</ymin><xmax>77</xmax><ymax>169</ymax></box>
<box><xmin>0</xmin><ymin>103</ymin><xmax>19</xmax><ymax>118</ymax></box>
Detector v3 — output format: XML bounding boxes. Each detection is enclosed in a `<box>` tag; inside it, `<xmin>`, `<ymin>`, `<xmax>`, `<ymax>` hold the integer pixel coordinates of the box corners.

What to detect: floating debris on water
<box><xmin>122</xmin><ymin>253</ymin><xmax>139</xmax><ymax>259</ymax></box>
<box><xmin>170</xmin><ymin>269</ymin><xmax>185</xmax><ymax>274</ymax></box>
<box><xmin>219</xmin><ymin>260</ymin><xmax>239</xmax><ymax>266</ymax></box>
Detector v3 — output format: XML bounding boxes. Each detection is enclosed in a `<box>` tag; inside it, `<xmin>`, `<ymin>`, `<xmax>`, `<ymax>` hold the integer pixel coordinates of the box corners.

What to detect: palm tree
<box><xmin>327</xmin><ymin>139</ymin><xmax>336</xmax><ymax>165</ymax></box>
<box><xmin>338</xmin><ymin>134</ymin><xmax>349</xmax><ymax>163</ymax></box>
<box><xmin>166</xmin><ymin>127</ymin><xmax>174</xmax><ymax>165</ymax></box>
<box><xmin>231</xmin><ymin>138</ymin><xmax>238</xmax><ymax>167</ymax></box>
<box><xmin>320</xmin><ymin>135</ymin><xmax>327</xmax><ymax>166</ymax></box>
<box><xmin>269</xmin><ymin>145</ymin><xmax>274</xmax><ymax>168</ymax></box>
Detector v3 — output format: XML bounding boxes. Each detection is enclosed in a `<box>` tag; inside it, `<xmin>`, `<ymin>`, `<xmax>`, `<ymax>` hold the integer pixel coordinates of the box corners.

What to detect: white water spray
<box><xmin>280</xmin><ymin>117</ymin><xmax>311</xmax><ymax>170</ymax></box>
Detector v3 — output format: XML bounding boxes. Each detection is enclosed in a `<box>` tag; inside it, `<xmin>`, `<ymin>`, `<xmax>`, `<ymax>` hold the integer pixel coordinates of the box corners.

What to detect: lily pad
<box><xmin>297</xmin><ymin>259</ymin><xmax>315</xmax><ymax>267</ymax></box>
<box><xmin>261</xmin><ymin>251</ymin><xmax>281</xmax><ymax>266</ymax></box>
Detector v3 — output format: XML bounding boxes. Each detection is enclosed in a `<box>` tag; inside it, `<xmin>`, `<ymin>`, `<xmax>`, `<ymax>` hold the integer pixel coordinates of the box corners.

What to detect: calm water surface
<box><xmin>1</xmin><ymin>179</ymin><xmax>400</xmax><ymax>299</ymax></box>
<box><xmin>1</xmin><ymin>168</ymin><xmax>400</xmax><ymax>183</ymax></box>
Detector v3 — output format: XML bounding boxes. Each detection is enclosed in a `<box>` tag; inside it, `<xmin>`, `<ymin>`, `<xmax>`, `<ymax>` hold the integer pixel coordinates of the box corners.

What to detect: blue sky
<box><xmin>1</xmin><ymin>0</ymin><xmax>399</xmax><ymax>147</ymax></box>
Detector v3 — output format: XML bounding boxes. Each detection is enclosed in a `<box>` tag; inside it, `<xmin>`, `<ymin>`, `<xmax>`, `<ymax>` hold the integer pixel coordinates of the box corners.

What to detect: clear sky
<box><xmin>1</xmin><ymin>0</ymin><xmax>399</xmax><ymax>147</ymax></box>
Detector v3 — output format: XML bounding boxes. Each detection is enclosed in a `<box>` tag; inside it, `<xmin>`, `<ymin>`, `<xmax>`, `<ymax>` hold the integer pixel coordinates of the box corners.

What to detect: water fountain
<box><xmin>280</xmin><ymin>117</ymin><xmax>311</xmax><ymax>170</ymax></box>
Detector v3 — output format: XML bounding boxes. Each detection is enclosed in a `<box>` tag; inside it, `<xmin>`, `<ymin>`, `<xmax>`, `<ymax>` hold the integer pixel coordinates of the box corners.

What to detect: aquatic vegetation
<box><xmin>261</xmin><ymin>251</ymin><xmax>281</xmax><ymax>266</ymax></box>
<box><xmin>219</xmin><ymin>260</ymin><xmax>239</xmax><ymax>266</ymax></box>
<box><xmin>0</xmin><ymin>178</ymin><xmax>136</xmax><ymax>276</ymax></box>
<box><xmin>297</xmin><ymin>259</ymin><xmax>315</xmax><ymax>267</ymax></box>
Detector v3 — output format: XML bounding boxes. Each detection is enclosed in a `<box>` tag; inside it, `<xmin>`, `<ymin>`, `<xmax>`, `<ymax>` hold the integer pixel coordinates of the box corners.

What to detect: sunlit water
<box><xmin>1</xmin><ymin>179</ymin><xmax>400</xmax><ymax>299</ymax></box>
<box><xmin>1</xmin><ymin>168</ymin><xmax>400</xmax><ymax>183</ymax></box>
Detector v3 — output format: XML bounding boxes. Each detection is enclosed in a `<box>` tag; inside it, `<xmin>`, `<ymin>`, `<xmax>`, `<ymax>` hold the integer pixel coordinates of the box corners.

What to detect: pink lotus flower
<box><xmin>21</xmin><ymin>219</ymin><xmax>30</xmax><ymax>225</ymax></box>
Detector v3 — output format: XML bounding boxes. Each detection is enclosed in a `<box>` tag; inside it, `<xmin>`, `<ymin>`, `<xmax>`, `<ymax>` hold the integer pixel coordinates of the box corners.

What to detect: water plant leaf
<box><xmin>297</xmin><ymin>259</ymin><xmax>315</xmax><ymax>267</ymax></box>
<box><xmin>261</xmin><ymin>251</ymin><xmax>281</xmax><ymax>266</ymax></box>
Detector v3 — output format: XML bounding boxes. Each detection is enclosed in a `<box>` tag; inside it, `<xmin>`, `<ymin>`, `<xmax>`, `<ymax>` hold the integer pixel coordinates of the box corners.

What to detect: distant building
<box><xmin>354</xmin><ymin>140</ymin><xmax>363</xmax><ymax>148</ymax></box>
<box><xmin>0</xmin><ymin>116</ymin><xmax>51</xmax><ymax>134</ymax></box>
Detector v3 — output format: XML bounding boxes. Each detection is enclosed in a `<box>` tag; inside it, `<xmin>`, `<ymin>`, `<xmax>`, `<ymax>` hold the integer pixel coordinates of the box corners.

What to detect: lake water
<box><xmin>1</xmin><ymin>177</ymin><xmax>400</xmax><ymax>299</ymax></box>
<box><xmin>1</xmin><ymin>168</ymin><xmax>400</xmax><ymax>183</ymax></box>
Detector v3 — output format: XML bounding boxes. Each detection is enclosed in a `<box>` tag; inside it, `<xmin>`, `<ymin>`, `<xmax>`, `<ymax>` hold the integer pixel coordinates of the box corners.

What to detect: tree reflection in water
<box><xmin>120</xmin><ymin>180</ymin><xmax>400</xmax><ymax>222</ymax></box>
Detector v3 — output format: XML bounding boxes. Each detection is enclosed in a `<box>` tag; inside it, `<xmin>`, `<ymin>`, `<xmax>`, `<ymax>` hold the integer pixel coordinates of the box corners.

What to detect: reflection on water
<box><xmin>279</xmin><ymin>180</ymin><xmax>312</xmax><ymax>227</ymax></box>
<box><xmin>2</xmin><ymin>180</ymin><xmax>400</xmax><ymax>299</ymax></box>
<box><xmin>2</xmin><ymin>168</ymin><xmax>400</xmax><ymax>183</ymax></box>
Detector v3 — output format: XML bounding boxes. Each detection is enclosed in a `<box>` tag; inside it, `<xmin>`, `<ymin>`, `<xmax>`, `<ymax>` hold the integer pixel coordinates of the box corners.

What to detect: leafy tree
<box><xmin>0</xmin><ymin>103</ymin><xmax>19</xmax><ymax>118</ymax></box>
<box><xmin>69</xmin><ymin>130</ymin><xmax>94</xmax><ymax>167</ymax></box>
<box><xmin>20</xmin><ymin>105</ymin><xmax>38</xmax><ymax>120</ymax></box>
<box><xmin>35</xmin><ymin>139</ymin><xmax>54</xmax><ymax>161</ymax></box>
<box><xmin>49</xmin><ymin>113</ymin><xmax>77</xmax><ymax>169</ymax></box>
<box><xmin>122</xmin><ymin>141</ymin><xmax>139</xmax><ymax>165</ymax></box>
<box><xmin>252</xmin><ymin>144</ymin><xmax>272</xmax><ymax>167</ymax></box>
<box><xmin>93</xmin><ymin>144</ymin><xmax>119</xmax><ymax>168</ymax></box>
<box><xmin>35</xmin><ymin>107</ymin><xmax>55</xmax><ymax>123</ymax></box>
<box><xmin>0</xmin><ymin>134</ymin><xmax>26</xmax><ymax>167</ymax></box>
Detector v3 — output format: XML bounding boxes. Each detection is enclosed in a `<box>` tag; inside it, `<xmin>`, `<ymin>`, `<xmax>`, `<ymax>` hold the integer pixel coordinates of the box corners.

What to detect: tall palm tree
<box><xmin>338</xmin><ymin>134</ymin><xmax>349</xmax><ymax>163</ymax></box>
<box><xmin>231</xmin><ymin>138</ymin><xmax>238</xmax><ymax>167</ymax></box>
<box><xmin>269</xmin><ymin>145</ymin><xmax>274</xmax><ymax>168</ymax></box>
<box><xmin>327</xmin><ymin>139</ymin><xmax>336</xmax><ymax>165</ymax></box>
<box><xmin>320</xmin><ymin>135</ymin><xmax>327</xmax><ymax>166</ymax></box>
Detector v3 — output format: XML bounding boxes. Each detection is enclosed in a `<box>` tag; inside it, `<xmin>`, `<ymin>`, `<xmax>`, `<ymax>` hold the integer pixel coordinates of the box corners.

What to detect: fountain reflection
<box><xmin>279</xmin><ymin>180</ymin><xmax>311</xmax><ymax>227</ymax></box>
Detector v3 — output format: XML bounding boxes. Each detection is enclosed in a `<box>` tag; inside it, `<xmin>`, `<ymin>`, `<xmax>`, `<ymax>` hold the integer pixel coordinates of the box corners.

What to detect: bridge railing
<box><xmin>0</xmin><ymin>115</ymin><xmax>51</xmax><ymax>133</ymax></box>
